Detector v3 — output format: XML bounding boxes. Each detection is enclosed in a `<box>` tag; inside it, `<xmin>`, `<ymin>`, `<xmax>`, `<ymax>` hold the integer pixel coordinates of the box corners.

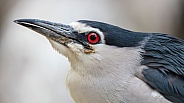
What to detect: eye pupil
<box><xmin>87</xmin><ymin>32</ymin><xmax>100</xmax><ymax>44</ymax></box>
<box><xmin>90</xmin><ymin>35</ymin><xmax>96</xmax><ymax>41</ymax></box>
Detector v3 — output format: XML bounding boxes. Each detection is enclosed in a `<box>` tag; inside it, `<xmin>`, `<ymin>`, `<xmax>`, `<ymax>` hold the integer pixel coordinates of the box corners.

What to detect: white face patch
<box><xmin>69</xmin><ymin>22</ymin><xmax>105</xmax><ymax>44</ymax></box>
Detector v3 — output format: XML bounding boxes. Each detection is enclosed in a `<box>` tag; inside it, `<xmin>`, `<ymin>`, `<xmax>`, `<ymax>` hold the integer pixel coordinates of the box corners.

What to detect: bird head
<box><xmin>14</xmin><ymin>19</ymin><xmax>148</xmax><ymax>75</ymax></box>
<box><xmin>14</xmin><ymin>19</ymin><xmax>184</xmax><ymax>103</ymax></box>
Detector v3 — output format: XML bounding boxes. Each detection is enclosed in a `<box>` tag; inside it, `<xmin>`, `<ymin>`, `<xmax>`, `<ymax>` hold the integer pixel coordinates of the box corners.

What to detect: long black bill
<box><xmin>14</xmin><ymin>19</ymin><xmax>77</xmax><ymax>45</ymax></box>
<box><xmin>14</xmin><ymin>19</ymin><xmax>93</xmax><ymax>51</ymax></box>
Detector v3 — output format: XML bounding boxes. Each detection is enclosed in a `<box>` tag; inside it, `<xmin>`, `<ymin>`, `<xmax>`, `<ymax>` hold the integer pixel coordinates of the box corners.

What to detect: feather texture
<box><xmin>142</xmin><ymin>33</ymin><xmax>184</xmax><ymax>103</ymax></box>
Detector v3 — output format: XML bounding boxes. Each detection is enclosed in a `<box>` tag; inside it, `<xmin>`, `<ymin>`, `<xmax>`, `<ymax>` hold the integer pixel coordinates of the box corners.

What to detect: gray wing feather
<box><xmin>141</xmin><ymin>33</ymin><xmax>184</xmax><ymax>103</ymax></box>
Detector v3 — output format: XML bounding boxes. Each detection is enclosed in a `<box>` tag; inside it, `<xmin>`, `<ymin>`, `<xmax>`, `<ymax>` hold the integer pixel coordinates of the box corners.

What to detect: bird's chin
<box><xmin>48</xmin><ymin>39</ymin><xmax>72</xmax><ymax>57</ymax></box>
<box><xmin>46</xmin><ymin>37</ymin><xmax>72</xmax><ymax>47</ymax></box>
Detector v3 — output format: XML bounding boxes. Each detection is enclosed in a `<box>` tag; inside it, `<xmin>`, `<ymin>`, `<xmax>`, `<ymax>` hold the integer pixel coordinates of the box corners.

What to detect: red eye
<box><xmin>87</xmin><ymin>32</ymin><xmax>100</xmax><ymax>44</ymax></box>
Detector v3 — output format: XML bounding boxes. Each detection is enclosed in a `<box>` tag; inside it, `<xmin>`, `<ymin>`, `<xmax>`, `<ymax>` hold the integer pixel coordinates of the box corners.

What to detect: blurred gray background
<box><xmin>0</xmin><ymin>0</ymin><xmax>184</xmax><ymax>103</ymax></box>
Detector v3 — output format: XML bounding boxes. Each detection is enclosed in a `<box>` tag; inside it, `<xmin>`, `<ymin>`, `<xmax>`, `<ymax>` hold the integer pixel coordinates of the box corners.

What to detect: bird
<box><xmin>14</xmin><ymin>19</ymin><xmax>184</xmax><ymax>103</ymax></box>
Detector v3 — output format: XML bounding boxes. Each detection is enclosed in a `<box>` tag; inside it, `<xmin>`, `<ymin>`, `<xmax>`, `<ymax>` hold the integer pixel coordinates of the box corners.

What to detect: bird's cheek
<box><xmin>67</xmin><ymin>43</ymin><xmax>84</xmax><ymax>54</ymax></box>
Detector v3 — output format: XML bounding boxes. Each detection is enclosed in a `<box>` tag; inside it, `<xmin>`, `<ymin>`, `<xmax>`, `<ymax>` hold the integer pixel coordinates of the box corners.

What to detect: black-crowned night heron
<box><xmin>14</xmin><ymin>19</ymin><xmax>184</xmax><ymax>103</ymax></box>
